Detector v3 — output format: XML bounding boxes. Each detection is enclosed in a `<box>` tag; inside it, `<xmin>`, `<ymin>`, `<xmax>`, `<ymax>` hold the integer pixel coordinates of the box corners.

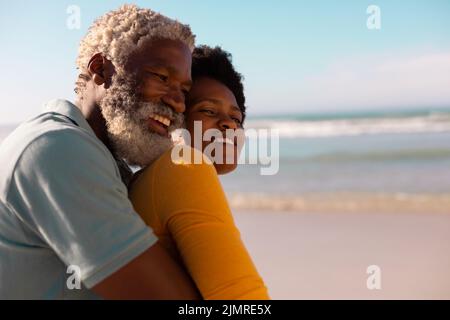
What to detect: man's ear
<box><xmin>88</xmin><ymin>53</ymin><xmax>107</xmax><ymax>85</ymax></box>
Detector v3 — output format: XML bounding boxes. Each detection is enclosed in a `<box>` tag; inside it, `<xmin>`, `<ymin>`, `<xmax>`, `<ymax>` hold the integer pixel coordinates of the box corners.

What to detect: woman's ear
<box><xmin>87</xmin><ymin>53</ymin><xmax>106</xmax><ymax>85</ymax></box>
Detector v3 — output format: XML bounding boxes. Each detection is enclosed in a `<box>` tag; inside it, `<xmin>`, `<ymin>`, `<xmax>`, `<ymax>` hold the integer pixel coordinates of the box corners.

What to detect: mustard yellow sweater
<box><xmin>129</xmin><ymin>147</ymin><xmax>270</xmax><ymax>300</ymax></box>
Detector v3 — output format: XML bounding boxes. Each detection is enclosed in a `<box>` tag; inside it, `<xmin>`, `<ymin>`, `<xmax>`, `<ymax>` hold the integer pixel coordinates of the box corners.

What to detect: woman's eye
<box><xmin>233</xmin><ymin>118</ymin><xmax>242</xmax><ymax>125</ymax></box>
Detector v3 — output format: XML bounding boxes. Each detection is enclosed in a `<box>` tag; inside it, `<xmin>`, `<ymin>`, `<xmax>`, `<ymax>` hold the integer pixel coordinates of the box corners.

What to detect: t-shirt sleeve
<box><xmin>134</xmin><ymin>147</ymin><xmax>270</xmax><ymax>299</ymax></box>
<box><xmin>6</xmin><ymin>129</ymin><xmax>158</xmax><ymax>289</ymax></box>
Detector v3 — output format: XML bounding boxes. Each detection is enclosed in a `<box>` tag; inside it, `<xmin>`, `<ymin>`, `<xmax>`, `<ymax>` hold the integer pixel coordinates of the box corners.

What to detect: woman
<box><xmin>129</xmin><ymin>46</ymin><xmax>269</xmax><ymax>299</ymax></box>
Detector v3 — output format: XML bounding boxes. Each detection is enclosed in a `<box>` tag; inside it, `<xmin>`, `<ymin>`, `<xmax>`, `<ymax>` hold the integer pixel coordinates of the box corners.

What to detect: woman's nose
<box><xmin>219</xmin><ymin>115</ymin><xmax>238</xmax><ymax>131</ymax></box>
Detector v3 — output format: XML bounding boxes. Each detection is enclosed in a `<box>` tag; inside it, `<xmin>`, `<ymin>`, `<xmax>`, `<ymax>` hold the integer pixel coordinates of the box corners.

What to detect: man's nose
<box><xmin>161</xmin><ymin>87</ymin><xmax>186</xmax><ymax>114</ymax></box>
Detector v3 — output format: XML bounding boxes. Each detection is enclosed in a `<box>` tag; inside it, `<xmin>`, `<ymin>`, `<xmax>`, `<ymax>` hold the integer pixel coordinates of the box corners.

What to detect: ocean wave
<box><xmin>227</xmin><ymin>192</ymin><xmax>450</xmax><ymax>213</ymax></box>
<box><xmin>300</xmin><ymin>149</ymin><xmax>450</xmax><ymax>163</ymax></box>
<box><xmin>245</xmin><ymin>113</ymin><xmax>450</xmax><ymax>138</ymax></box>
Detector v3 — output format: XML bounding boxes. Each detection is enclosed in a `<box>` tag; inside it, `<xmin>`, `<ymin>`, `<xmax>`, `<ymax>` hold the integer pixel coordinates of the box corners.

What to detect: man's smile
<box><xmin>147</xmin><ymin>114</ymin><xmax>172</xmax><ymax>137</ymax></box>
<box><xmin>150</xmin><ymin>114</ymin><xmax>171</xmax><ymax>127</ymax></box>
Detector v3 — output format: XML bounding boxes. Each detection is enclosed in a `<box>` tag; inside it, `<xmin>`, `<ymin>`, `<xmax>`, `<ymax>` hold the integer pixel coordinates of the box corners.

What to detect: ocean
<box><xmin>2</xmin><ymin>108</ymin><xmax>450</xmax><ymax>213</ymax></box>
<box><xmin>220</xmin><ymin>108</ymin><xmax>450</xmax><ymax>213</ymax></box>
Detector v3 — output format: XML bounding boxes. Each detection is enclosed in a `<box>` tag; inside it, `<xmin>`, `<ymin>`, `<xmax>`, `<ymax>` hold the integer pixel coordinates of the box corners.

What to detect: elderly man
<box><xmin>0</xmin><ymin>4</ymin><xmax>199</xmax><ymax>299</ymax></box>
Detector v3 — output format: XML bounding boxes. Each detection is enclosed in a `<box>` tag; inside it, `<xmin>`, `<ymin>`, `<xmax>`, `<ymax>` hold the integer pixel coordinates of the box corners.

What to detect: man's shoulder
<box><xmin>0</xmin><ymin>112</ymin><xmax>116</xmax><ymax>200</ymax></box>
<box><xmin>22</xmin><ymin>126</ymin><xmax>109</xmax><ymax>161</ymax></box>
<box><xmin>2</xmin><ymin>114</ymin><xmax>110</xmax><ymax>165</ymax></box>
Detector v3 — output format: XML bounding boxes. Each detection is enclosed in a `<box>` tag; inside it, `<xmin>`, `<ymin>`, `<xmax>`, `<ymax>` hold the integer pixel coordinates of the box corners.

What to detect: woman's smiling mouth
<box><xmin>213</xmin><ymin>136</ymin><xmax>235</xmax><ymax>146</ymax></box>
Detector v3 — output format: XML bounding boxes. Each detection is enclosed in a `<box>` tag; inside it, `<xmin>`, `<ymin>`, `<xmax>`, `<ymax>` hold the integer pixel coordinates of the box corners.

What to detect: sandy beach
<box><xmin>234</xmin><ymin>210</ymin><xmax>450</xmax><ymax>299</ymax></box>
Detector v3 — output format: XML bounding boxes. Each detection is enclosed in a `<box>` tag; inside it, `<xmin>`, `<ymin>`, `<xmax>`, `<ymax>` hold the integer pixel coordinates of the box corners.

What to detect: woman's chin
<box><xmin>214</xmin><ymin>163</ymin><xmax>238</xmax><ymax>175</ymax></box>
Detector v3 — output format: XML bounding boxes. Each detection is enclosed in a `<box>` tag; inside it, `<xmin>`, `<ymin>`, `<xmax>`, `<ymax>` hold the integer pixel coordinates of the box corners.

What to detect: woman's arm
<box><xmin>166</xmin><ymin>207</ymin><xmax>270</xmax><ymax>299</ymax></box>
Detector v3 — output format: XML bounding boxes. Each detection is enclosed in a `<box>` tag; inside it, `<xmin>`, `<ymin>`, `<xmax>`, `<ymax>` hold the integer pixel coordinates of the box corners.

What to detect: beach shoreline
<box><xmin>227</xmin><ymin>192</ymin><xmax>450</xmax><ymax>214</ymax></box>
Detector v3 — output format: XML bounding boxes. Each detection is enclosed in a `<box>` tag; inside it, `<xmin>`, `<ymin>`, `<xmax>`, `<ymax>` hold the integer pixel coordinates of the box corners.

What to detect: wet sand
<box><xmin>234</xmin><ymin>210</ymin><xmax>450</xmax><ymax>299</ymax></box>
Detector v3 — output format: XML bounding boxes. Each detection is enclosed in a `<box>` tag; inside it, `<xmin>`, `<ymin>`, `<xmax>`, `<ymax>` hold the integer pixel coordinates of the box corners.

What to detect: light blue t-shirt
<box><xmin>0</xmin><ymin>99</ymin><xmax>158</xmax><ymax>299</ymax></box>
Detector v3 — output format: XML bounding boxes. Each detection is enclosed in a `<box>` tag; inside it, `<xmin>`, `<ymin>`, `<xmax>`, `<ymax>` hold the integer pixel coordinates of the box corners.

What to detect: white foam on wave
<box><xmin>245</xmin><ymin>113</ymin><xmax>450</xmax><ymax>138</ymax></box>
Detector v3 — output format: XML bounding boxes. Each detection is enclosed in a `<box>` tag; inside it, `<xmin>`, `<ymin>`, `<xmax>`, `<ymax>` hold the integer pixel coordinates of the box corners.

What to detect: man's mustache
<box><xmin>136</xmin><ymin>100</ymin><xmax>185</xmax><ymax>132</ymax></box>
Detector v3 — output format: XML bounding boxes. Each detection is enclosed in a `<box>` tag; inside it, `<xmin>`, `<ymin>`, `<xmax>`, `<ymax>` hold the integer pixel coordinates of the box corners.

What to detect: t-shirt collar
<box><xmin>42</xmin><ymin>99</ymin><xmax>97</xmax><ymax>137</ymax></box>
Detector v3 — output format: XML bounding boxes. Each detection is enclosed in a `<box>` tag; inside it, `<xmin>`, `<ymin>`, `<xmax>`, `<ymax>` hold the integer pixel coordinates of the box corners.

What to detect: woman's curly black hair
<box><xmin>191</xmin><ymin>45</ymin><xmax>246</xmax><ymax>123</ymax></box>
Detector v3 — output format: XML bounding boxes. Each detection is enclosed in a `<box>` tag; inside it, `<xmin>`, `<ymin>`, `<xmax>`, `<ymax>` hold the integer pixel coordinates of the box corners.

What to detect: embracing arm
<box><xmin>11</xmin><ymin>130</ymin><xmax>200</xmax><ymax>300</ymax></box>
<box><xmin>93</xmin><ymin>241</ymin><xmax>201</xmax><ymax>300</ymax></box>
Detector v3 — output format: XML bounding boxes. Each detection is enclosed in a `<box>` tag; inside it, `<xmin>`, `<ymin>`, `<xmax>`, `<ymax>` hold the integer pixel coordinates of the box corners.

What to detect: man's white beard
<box><xmin>99</xmin><ymin>74</ymin><xmax>184</xmax><ymax>167</ymax></box>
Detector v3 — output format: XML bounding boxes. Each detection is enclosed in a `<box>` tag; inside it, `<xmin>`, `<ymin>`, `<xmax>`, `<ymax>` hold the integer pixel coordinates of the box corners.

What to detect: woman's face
<box><xmin>185</xmin><ymin>77</ymin><xmax>244</xmax><ymax>174</ymax></box>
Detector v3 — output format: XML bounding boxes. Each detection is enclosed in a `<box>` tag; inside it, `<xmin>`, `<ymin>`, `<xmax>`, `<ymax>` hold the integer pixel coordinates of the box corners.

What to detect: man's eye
<box><xmin>200</xmin><ymin>109</ymin><xmax>216</xmax><ymax>115</ymax></box>
<box><xmin>149</xmin><ymin>72</ymin><xmax>168</xmax><ymax>82</ymax></box>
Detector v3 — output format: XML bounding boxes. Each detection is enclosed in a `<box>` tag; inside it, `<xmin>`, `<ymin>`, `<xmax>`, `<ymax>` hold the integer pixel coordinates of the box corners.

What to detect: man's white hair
<box><xmin>75</xmin><ymin>4</ymin><xmax>195</xmax><ymax>97</ymax></box>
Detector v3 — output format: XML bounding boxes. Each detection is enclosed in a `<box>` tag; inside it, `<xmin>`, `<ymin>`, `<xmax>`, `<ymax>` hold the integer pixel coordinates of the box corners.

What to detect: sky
<box><xmin>0</xmin><ymin>0</ymin><xmax>450</xmax><ymax>124</ymax></box>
